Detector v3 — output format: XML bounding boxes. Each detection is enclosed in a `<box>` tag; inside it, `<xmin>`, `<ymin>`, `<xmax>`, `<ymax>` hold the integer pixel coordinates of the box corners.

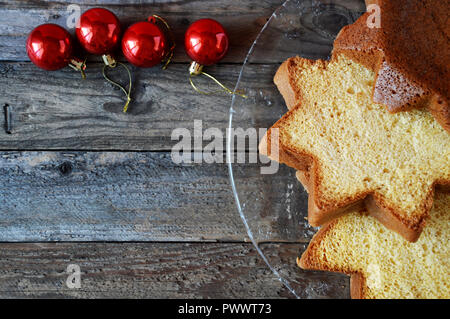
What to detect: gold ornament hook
<box><xmin>188</xmin><ymin>62</ymin><xmax>247</xmax><ymax>98</ymax></box>
<box><xmin>101</xmin><ymin>54</ymin><xmax>133</xmax><ymax>113</ymax></box>
<box><xmin>149</xmin><ymin>14</ymin><xmax>176</xmax><ymax>70</ymax></box>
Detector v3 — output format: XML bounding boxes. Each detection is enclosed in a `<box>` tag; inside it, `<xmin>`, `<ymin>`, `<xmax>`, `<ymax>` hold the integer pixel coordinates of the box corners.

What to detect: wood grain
<box><xmin>0</xmin><ymin>242</ymin><xmax>350</xmax><ymax>299</ymax></box>
<box><xmin>0</xmin><ymin>63</ymin><xmax>284</xmax><ymax>151</ymax></box>
<box><xmin>0</xmin><ymin>0</ymin><xmax>365</xmax><ymax>63</ymax></box>
<box><xmin>0</xmin><ymin>151</ymin><xmax>314</xmax><ymax>242</ymax></box>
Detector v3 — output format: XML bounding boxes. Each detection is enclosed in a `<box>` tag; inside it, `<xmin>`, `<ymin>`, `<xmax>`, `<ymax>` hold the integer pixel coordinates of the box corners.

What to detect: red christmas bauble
<box><xmin>122</xmin><ymin>20</ymin><xmax>167</xmax><ymax>68</ymax></box>
<box><xmin>184</xmin><ymin>19</ymin><xmax>229</xmax><ymax>66</ymax></box>
<box><xmin>76</xmin><ymin>8</ymin><xmax>121</xmax><ymax>55</ymax></box>
<box><xmin>26</xmin><ymin>24</ymin><xmax>74</xmax><ymax>71</ymax></box>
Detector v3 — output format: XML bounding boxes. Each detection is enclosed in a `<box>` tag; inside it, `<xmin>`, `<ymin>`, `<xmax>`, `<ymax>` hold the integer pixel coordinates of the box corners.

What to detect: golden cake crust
<box><xmin>333</xmin><ymin>0</ymin><xmax>450</xmax><ymax>132</ymax></box>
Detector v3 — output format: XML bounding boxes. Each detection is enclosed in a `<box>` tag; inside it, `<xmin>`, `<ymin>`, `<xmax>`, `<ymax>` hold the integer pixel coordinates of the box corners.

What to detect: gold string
<box><xmin>150</xmin><ymin>14</ymin><xmax>176</xmax><ymax>70</ymax></box>
<box><xmin>79</xmin><ymin>58</ymin><xmax>87</xmax><ymax>79</ymax></box>
<box><xmin>189</xmin><ymin>71</ymin><xmax>247</xmax><ymax>98</ymax></box>
<box><xmin>102</xmin><ymin>62</ymin><xmax>133</xmax><ymax>113</ymax></box>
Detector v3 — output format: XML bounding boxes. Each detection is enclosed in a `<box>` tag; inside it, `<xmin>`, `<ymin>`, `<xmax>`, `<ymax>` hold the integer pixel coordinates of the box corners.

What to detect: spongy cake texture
<box><xmin>299</xmin><ymin>192</ymin><xmax>450</xmax><ymax>299</ymax></box>
<box><xmin>264</xmin><ymin>55</ymin><xmax>450</xmax><ymax>241</ymax></box>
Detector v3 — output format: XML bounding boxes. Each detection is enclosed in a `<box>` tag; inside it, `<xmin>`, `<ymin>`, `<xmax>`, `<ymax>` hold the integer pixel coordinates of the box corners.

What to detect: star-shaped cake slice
<box><xmin>298</xmin><ymin>190</ymin><xmax>449</xmax><ymax>299</ymax></box>
<box><xmin>260</xmin><ymin>55</ymin><xmax>450</xmax><ymax>242</ymax></box>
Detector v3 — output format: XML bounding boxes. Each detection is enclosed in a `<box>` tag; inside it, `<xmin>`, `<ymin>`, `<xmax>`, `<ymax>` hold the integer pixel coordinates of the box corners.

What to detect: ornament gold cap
<box><xmin>189</xmin><ymin>61</ymin><xmax>204</xmax><ymax>76</ymax></box>
<box><xmin>68</xmin><ymin>58</ymin><xmax>87</xmax><ymax>79</ymax></box>
<box><xmin>102</xmin><ymin>54</ymin><xmax>117</xmax><ymax>67</ymax></box>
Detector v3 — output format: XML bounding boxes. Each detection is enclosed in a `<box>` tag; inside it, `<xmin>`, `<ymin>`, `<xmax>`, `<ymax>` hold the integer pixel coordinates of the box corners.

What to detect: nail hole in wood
<box><xmin>3</xmin><ymin>103</ymin><xmax>11</xmax><ymax>134</ymax></box>
<box><xmin>58</xmin><ymin>162</ymin><xmax>73</xmax><ymax>176</ymax></box>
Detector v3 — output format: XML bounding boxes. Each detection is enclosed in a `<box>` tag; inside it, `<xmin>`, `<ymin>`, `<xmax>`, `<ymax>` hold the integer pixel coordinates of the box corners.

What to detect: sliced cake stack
<box><xmin>259</xmin><ymin>0</ymin><xmax>450</xmax><ymax>299</ymax></box>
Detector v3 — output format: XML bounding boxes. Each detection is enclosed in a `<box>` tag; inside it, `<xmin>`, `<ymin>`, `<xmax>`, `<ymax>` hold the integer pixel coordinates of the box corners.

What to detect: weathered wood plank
<box><xmin>0</xmin><ymin>0</ymin><xmax>366</xmax><ymax>151</ymax></box>
<box><xmin>0</xmin><ymin>0</ymin><xmax>365</xmax><ymax>62</ymax></box>
<box><xmin>0</xmin><ymin>151</ymin><xmax>314</xmax><ymax>242</ymax></box>
<box><xmin>0</xmin><ymin>63</ymin><xmax>284</xmax><ymax>150</ymax></box>
<box><xmin>0</xmin><ymin>242</ymin><xmax>350</xmax><ymax>298</ymax></box>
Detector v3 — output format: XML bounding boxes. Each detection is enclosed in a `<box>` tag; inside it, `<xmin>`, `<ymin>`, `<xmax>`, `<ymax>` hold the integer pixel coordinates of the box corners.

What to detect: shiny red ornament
<box><xmin>122</xmin><ymin>18</ymin><xmax>167</xmax><ymax>68</ymax></box>
<box><xmin>26</xmin><ymin>24</ymin><xmax>74</xmax><ymax>71</ymax></box>
<box><xmin>184</xmin><ymin>19</ymin><xmax>229</xmax><ymax>66</ymax></box>
<box><xmin>76</xmin><ymin>8</ymin><xmax>121</xmax><ymax>55</ymax></box>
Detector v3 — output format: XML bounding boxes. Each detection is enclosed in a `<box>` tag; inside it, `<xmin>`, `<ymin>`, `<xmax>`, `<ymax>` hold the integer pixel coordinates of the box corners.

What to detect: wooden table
<box><xmin>0</xmin><ymin>0</ymin><xmax>365</xmax><ymax>298</ymax></box>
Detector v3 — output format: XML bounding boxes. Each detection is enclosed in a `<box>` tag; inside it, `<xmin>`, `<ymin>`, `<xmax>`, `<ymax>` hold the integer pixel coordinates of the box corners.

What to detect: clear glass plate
<box><xmin>228</xmin><ymin>0</ymin><xmax>363</xmax><ymax>298</ymax></box>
